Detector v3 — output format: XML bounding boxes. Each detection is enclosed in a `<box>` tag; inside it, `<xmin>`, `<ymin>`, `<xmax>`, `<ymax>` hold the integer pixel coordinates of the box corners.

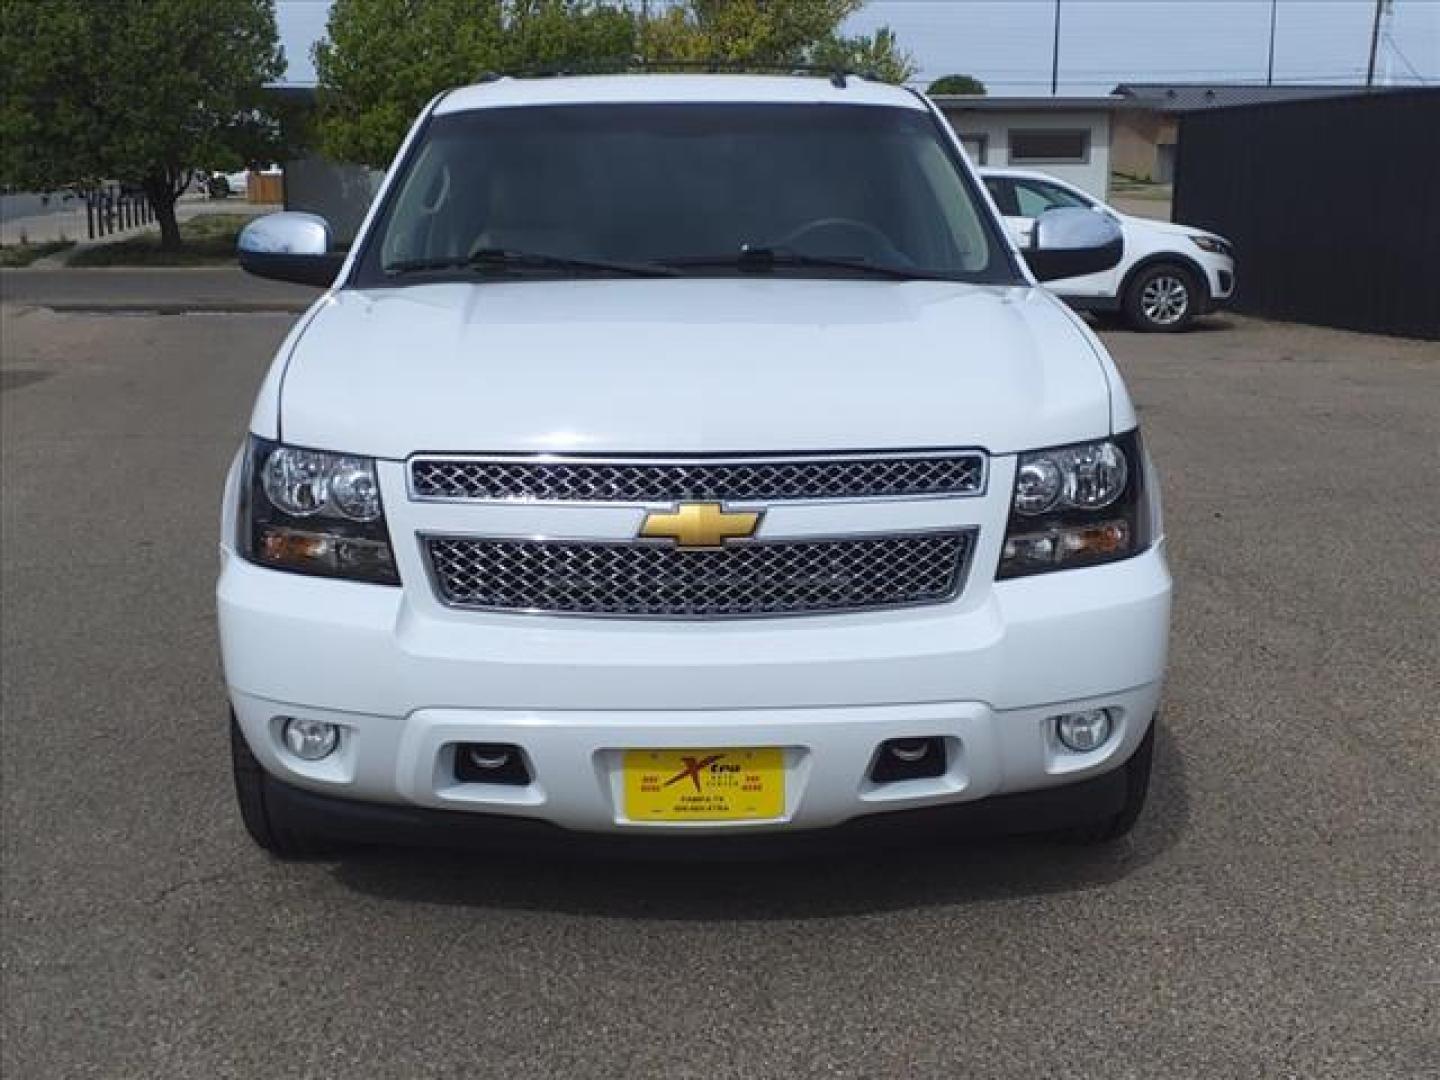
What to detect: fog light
<box><xmin>281</xmin><ymin>717</ymin><xmax>340</xmax><ymax>761</ymax></box>
<box><xmin>1054</xmin><ymin>709</ymin><xmax>1113</xmax><ymax>753</ymax></box>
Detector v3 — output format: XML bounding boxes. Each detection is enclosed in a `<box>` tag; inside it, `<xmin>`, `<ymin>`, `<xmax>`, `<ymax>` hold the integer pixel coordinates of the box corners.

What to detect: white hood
<box><xmin>274</xmin><ymin>279</ymin><xmax>1117</xmax><ymax>459</ymax></box>
<box><xmin>1120</xmin><ymin>214</ymin><xmax>1217</xmax><ymax>243</ymax></box>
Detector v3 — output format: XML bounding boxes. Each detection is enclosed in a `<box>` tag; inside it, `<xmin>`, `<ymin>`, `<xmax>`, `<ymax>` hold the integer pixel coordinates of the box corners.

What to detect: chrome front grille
<box><xmin>424</xmin><ymin>532</ymin><xmax>975</xmax><ymax>618</ymax></box>
<box><xmin>410</xmin><ymin>452</ymin><xmax>986</xmax><ymax>504</ymax></box>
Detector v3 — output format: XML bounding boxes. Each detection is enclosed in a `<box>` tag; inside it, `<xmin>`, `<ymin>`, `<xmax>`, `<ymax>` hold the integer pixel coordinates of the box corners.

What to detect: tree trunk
<box><xmin>144</xmin><ymin>179</ymin><xmax>182</xmax><ymax>250</ymax></box>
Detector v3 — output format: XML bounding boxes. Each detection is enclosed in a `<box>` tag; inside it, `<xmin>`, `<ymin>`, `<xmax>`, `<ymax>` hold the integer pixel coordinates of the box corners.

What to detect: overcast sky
<box><xmin>275</xmin><ymin>0</ymin><xmax>1439</xmax><ymax>94</ymax></box>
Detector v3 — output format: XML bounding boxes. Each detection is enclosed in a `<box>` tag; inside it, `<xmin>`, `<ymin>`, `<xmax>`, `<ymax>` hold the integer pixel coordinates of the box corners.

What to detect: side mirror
<box><xmin>237</xmin><ymin>212</ymin><xmax>344</xmax><ymax>287</ymax></box>
<box><xmin>1022</xmin><ymin>207</ymin><xmax>1123</xmax><ymax>282</ymax></box>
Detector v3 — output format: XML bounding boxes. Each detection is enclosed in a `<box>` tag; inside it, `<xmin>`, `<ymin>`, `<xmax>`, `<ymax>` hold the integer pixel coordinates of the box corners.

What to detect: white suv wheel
<box><xmin>1127</xmin><ymin>264</ymin><xmax>1199</xmax><ymax>332</ymax></box>
<box><xmin>1142</xmin><ymin>274</ymin><xmax>1189</xmax><ymax>324</ymax></box>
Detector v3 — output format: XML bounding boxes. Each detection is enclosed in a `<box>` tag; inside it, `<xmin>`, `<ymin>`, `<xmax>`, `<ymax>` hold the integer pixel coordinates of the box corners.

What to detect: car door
<box><xmin>997</xmin><ymin>176</ymin><xmax>1124</xmax><ymax>298</ymax></box>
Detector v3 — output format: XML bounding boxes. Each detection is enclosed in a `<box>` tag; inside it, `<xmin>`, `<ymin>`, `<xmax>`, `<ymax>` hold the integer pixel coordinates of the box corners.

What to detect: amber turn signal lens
<box><xmin>1058</xmin><ymin>521</ymin><xmax>1130</xmax><ymax>558</ymax></box>
<box><xmin>255</xmin><ymin>525</ymin><xmax>397</xmax><ymax>581</ymax></box>
<box><xmin>1001</xmin><ymin>520</ymin><xmax>1132</xmax><ymax>576</ymax></box>
<box><xmin>260</xmin><ymin>528</ymin><xmax>332</xmax><ymax>563</ymax></box>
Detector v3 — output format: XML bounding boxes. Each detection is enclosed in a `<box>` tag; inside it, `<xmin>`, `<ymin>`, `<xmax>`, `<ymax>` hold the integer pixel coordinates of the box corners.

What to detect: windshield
<box><xmin>353</xmin><ymin>103</ymin><xmax>1018</xmax><ymax>286</ymax></box>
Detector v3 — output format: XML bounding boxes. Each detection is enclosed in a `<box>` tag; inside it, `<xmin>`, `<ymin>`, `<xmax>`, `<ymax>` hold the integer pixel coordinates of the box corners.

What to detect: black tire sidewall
<box><xmin>230</xmin><ymin>713</ymin><xmax>339</xmax><ymax>859</ymax></box>
<box><xmin>230</xmin><ymin>713</ymin><xmax>282</xmax><ymax>851</ymax></box>
<box><xmin>1053</xmin><ymin>717</ymin><xmax>1156</xmax><ymax>844</ymax></box>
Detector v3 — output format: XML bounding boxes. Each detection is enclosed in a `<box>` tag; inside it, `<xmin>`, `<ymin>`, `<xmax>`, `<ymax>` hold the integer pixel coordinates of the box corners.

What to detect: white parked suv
<box><xmin>224</xmin><ymin>75</ymin><xmax>1171</xmax><ymax>857</ymax></box>
<box><xmin>980</xmin><ymin>167</ymin><xmax>1235</xmax><ymax>331</ymax></box>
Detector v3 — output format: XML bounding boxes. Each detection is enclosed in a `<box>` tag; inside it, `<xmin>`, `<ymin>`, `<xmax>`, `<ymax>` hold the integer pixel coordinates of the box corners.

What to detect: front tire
<box><xmin>1053</xmin><ymin>719</ymin><xmax>1155</xmax><ymax>844</ymax></box>
<box><xmin>231</xmin><ymin>714</ymin><xmax>343</xmax><ymax>859</ymax></box>
<box><xmin>1125</xmin><ymin>264</ymin><xmax>1200</xmax><ymax>332</ymax></box>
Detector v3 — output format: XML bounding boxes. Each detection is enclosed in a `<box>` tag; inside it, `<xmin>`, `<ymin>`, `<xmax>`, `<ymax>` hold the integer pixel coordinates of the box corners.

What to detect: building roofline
<box><xmin>1169</xmin><ymin>83</ymin><xmax>1440</xmax><ymax>115</ymax></box>
<box><xmin>1108</xmin><ymin>80</ymin><xmax>1417</xmax><ymax>112</ymax></box>
<box><xmin>1113</xmin><ymin>80</ymin><xmax>1379</xmax><ymax>91</ymax></box>
<box><xmin>930</xmin><ymin>94</ymin><xmax>1136</xmax><ymax>111</ymax></box>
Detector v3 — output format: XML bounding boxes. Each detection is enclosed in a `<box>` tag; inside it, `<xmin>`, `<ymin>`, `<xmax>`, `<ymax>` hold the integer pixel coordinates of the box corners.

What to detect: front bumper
<box><xmin>1200</xmin><ymin>254</ymin><xmax>1236</xmax><ymax>310</ymax></box>
<box><xmin>219</xmin><ymin>542</ymin><xmax>1171</xmax><ymax>836</ymax></box>
<box><xmin>253</xmin><ymin>747</ymin><xmax>1141</xmax><ymax>856</ymax></box>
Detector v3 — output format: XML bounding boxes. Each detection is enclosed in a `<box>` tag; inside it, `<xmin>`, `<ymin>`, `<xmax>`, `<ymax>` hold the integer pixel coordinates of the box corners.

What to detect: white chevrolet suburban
<box><xmin>224</xmin><ymin>74</ymin><xmax>1171</xmax><ymax>857</ymax></box>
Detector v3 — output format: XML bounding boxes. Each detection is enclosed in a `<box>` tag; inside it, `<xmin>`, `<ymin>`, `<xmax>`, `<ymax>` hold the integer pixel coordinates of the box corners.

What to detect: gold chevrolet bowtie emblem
<box><xmin>640</xmin><ymin>502</ymin><xmax>761</xmax><ymax>549</ymax></box>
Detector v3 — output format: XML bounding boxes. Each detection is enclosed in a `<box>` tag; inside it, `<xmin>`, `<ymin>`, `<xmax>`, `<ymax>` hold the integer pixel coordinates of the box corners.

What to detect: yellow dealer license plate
<box><xmin>623</xmin><ymin>748</ymin><xmax>785</xmax><ymax>822</ymax></box>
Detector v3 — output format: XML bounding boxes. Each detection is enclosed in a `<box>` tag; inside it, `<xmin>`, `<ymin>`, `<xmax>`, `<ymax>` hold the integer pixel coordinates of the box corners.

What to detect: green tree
<box><xmin>810</xmin><ymin>26</ymin><xmax>916</xmax><ymax>84</ymax></box>
<box><xmin>315</xmin><ymin>1</ymin><xmax>918</xmax><ymax>167</ymax></box>
<box><xmin>926</xmin><ymin>73</ymin><xmax>986</xmax><ymax>96</ymax></box>
<box><xmin>644</xmin><ymin>0</ymin><xmax>860</xmax><ymax>64</ymax></box>
<box><xmin>314</xmin><ymin>0</ymin><xmax>636</xmax><ymax>167</ymax></box>
<box><xmin>642</xmin><ymin>1</ymin><xmax>914</xmax><ymax>82</ymax></box>
<box><xmin>0</xmin><ymin>0</ymin><xmax>284</xmax><ymax>249</ymax></box>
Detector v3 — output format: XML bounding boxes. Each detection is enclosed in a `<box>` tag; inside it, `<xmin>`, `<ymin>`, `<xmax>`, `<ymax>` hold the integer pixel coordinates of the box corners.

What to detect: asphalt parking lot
<box><xmin>2</xmin><ymin>282</ymin><xmax>1437</xmax><ymax>1079</ymax></box>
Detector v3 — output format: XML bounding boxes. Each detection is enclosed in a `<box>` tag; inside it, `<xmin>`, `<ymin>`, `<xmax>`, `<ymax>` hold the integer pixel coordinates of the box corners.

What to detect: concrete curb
<box><xmin>20</xmin><ymin>300</ymin><xmax>312</xmax><ymax>315</ymax></box>
<box><xmin>0</xmin><ymin>266</ymin><xmax>322</xmax><ymax>315</ymax></box>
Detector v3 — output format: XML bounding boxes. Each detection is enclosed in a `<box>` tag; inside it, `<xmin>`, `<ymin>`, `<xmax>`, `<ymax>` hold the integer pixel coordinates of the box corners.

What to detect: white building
<box><xmin>931</xmin><ymin>96</ymin><xmax>1132</xmax><ymax>200</ymax></box>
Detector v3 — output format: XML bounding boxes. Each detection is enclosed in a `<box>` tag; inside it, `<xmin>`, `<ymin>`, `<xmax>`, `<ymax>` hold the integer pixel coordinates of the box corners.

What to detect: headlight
<box><xmin>1013</xmin><ymin>440</ymin><xmax>1127</xmax><ymax>515</ymax></box>
<box><xmin>998</xmin><ymin>431</ymin><xmax>1151</xmax><ymax>579</ymax></box>
<box><xmin>1189</xmin><ymin>234</ymin><xmax>1231</xmax><ymax>256</ymax></box>
<box><xmin>240</xmin><ymin>437</ymin><xmax>400</xmax><ymax>584</ymax></box>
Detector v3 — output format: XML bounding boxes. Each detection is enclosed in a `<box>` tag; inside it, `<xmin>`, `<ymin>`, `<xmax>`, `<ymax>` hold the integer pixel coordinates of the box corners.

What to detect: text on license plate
<box><xmin>622</xmin><ymin>747</ymin><xmax>784</xmax><ymax>822</ymax></box>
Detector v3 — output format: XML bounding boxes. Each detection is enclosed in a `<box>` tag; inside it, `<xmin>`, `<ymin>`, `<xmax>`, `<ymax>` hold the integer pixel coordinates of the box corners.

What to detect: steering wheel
<box><xmin>775</xmin><ymin>217</ymin><xmax>909</xmax><ymax>263</ymax></box>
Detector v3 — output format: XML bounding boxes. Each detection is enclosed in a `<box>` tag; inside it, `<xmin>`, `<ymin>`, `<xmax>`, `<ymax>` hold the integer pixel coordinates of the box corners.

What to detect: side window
<box><xmin>983</xmin><ymin>177</ymin><xmax>1020</xmax><ymax>217</ymax></box>
<box><xmin>1012</xmin><ymin>178</ymin><xmax>1091</xmax><ymax>218</ymax></box>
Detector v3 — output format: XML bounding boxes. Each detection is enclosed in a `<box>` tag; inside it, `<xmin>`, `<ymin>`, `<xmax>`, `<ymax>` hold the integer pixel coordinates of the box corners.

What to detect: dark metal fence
<box><xmin>84</xmin><ymin>185</ymin><xmax>153</xmax><ymax>240</ymax></box>
<box><xmin>1174</xmin><ymin>88</ymin><xmax>1440</xmax><ymax>340</ymax></box>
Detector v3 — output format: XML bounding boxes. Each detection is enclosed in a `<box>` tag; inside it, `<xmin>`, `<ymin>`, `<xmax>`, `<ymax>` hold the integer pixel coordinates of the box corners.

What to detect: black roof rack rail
<box><xmin>475</xmin><ymin>57</ymin><xmax>868</xmax><ymax>86</ymax></box>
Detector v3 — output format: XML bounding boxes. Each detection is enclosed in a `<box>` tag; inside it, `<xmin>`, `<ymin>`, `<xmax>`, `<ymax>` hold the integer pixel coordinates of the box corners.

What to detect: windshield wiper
<box><xmin>385</xmin><ymin>248</ymin><xmax>678</xmax><ymax>278</ymax></box>
<box><xmin>663</xmin><ymin>247</ymin><xmax>960</xmax><ymax>281</ymax></box>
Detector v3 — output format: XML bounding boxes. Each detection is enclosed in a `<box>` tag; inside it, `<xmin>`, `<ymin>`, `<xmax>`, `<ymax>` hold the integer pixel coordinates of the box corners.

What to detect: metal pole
<box><xmin>1267</xmin><ymin>0</ymin><xmax>1278</xmax><ymax>86</ymax></box>
<box><xmin>1366</xmin><ymin>0</ymin><xmax>1383</xmax><ymax>87</ymax></box>
<box><xmin>1051</xmin><ymin>0</ymin><xmax>1061</xmax><ymax>96</ymax></box>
